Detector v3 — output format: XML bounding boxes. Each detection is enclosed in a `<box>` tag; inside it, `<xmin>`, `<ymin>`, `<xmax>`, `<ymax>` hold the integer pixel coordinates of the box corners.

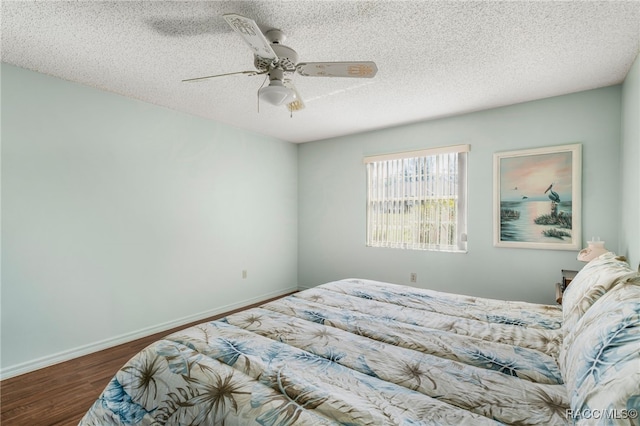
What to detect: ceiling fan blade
<box><xmin>296</xmin><ymin>61</ymin><xmax>378</xmax><ymax>78</ymax></box>
<box><xmin>182</xmin><ymin>70</ymin><xmax>264</xmax><ymax>83</ymax></box>
<box><xmin>223</xmin><ymin>14</ymin><xmax>278</xmax><ymax>62</ymax></box>
<box><xmin>283</xmin><ymin>80</ymin><xmax>305</xmax><ymax>112</ymax></box>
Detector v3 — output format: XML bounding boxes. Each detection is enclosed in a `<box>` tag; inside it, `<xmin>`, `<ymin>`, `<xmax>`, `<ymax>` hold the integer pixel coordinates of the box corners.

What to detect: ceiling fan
<box><xmin>182</xmin><ymin>14</ymin><xmax>378</xmax><ymax>112</ymax></box>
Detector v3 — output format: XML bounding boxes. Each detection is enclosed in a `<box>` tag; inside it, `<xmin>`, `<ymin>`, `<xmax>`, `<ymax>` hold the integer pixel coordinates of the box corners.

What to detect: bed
<box><xmin>80</xmin><ymin>253</ymin><xmax>640</xmax><ymax>425</ymax></box>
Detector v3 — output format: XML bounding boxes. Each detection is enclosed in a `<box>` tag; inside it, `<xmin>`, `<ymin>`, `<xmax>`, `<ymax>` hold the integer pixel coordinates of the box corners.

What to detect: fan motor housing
<box><xmin>254</xmin><ymin>44</ymin><xmax>298</xmax><ymax>72</ymax></box>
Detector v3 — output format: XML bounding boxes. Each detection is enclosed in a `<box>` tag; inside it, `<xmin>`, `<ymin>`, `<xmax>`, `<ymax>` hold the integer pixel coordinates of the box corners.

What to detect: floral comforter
<box><xmin>80</xmin><ymin>279</ymin><xmax>569</xmax><ymax>425</ymax></box>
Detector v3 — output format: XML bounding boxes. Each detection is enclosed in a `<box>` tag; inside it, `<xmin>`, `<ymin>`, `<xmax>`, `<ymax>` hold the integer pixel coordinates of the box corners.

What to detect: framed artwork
<box><xmin>493</xmin><ymin>143</ymin><xmax>582</xmax><ymax>250</ymax></box>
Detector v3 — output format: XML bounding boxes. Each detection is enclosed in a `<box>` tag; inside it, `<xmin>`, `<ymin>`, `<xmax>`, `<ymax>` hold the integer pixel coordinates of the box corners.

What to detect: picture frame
<box><xmin>493</xmin><ymin>143</ymin><xmax>582</xmax><ymax>250</ymax></box>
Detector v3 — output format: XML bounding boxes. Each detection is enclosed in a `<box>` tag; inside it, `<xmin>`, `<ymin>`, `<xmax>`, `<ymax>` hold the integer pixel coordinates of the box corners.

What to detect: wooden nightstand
<box><xmin>555</xmin><ymin>269</ymin><xmax>578</xmax><ymax>305</ymax></box>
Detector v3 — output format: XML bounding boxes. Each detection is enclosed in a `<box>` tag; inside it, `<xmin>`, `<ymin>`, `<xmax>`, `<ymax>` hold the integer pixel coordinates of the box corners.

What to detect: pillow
<box><xmin>562</xmin><ymin>277</ymin><xmax>640</xmax><ymax>424</ymax></box>
<box><xmin>559</xmin><ymin>253</ymin><xmax>636</xmax><ymax>371</ymax></box>
<box><xmin>562</xmin><ymin>252</ymin><xmax>635</xmax><ymax>333</ymax></box>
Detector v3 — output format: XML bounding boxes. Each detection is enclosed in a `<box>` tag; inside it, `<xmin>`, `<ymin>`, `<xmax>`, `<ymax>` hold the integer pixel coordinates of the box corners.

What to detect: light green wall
<box><xmin>621</xmin><ymin>52</ymin><xmax>640</xmax><ymax>270</ymax></box>
<box><xmin>298</xmin><ymin>86</ymin><xmax>623</xmax><ymax>304</ymax></box>
<box><xmin>1</xmin><ymin>64</ymin><xmax>298</xmax><ymax>375</ymax></box>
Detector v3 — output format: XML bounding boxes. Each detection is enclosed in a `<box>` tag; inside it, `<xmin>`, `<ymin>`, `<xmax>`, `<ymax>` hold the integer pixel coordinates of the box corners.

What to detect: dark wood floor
<box><xmin>0</xmin><ymin>292</ymin><xmax>294</xmax><ymax>426</ymax></box>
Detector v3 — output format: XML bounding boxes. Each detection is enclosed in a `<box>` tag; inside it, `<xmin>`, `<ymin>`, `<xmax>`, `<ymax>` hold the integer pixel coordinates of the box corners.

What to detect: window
<box><xmin>364</xmin><ymin>145</ymin><xmax>469</xmax><ymax>252</ymax></box>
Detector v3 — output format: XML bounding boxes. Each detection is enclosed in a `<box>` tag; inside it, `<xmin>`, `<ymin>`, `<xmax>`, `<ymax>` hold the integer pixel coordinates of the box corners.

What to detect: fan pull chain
<box><xmin>256</xmin><ymin>74</ymin><xmax>270</xmax><ymax>113</ymax></box>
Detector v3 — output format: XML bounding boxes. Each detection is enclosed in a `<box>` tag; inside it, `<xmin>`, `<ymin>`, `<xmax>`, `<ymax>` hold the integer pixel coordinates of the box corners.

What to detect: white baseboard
<box><xmin>0</xmin><ymin>286</ymin><xmax>298</xmax><ymax>380</ymax></box>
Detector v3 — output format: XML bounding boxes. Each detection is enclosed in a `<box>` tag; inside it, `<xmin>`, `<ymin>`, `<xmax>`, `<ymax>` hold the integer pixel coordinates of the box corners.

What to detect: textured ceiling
<box><xmin>2</xmin><ymin>1</ymin><xmax>639</xmax><ymax>143</ymax></box>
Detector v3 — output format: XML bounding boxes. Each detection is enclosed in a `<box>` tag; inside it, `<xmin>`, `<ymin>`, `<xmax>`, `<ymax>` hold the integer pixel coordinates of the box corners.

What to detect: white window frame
<box><xmin>364</xmin><ymin>144</ymin><xmax>469</xmax><ymax>252</ymax></box>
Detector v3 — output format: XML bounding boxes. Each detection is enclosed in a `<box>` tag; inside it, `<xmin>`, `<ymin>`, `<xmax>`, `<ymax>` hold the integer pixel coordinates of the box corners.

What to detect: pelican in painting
<box><xmin>544</xmin><ymin>183</ymin><xmax>561</xmax><ymax>203</ymax></box>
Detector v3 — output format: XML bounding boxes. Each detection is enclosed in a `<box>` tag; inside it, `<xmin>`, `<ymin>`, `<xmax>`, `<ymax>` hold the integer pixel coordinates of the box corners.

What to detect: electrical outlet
<box><xmin>410</xmin><ymin>273</ymin><xmax>417</xmax><ymax>283</ymax></box>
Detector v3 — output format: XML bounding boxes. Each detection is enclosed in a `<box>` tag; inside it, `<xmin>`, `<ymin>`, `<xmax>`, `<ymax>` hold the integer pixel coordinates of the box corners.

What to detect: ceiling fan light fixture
<box><xmin>259</xmin><ymin>80</ymin><xmax>295</xmax><ymax>106</ymax></box>
<box><xmin>184</xmin><ymin>14</ymin><xmax>378</xmax><ymax>111</ymax></box>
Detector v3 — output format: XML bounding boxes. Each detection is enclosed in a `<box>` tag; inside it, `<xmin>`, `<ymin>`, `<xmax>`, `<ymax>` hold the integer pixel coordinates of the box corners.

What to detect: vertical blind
<box><xmin>364</xmin><ymin>145</ymin><xmax>469</xmax><ymax>252</ymax></box>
